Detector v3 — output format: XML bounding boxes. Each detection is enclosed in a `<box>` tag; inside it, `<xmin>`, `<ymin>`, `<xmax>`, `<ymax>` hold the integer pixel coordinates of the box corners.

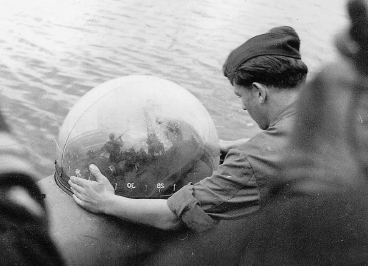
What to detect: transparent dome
<box><xmin>55</xmin><ymin>75</ymin><xmax>220</xmax><ymax>198</ymax></box>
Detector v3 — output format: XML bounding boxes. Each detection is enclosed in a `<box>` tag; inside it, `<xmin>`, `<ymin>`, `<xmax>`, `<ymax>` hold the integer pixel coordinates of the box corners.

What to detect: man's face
<box><xmin>233</xmin><ymin>83</ymin><xmax>268</xmax><ymax>130</ymax></box>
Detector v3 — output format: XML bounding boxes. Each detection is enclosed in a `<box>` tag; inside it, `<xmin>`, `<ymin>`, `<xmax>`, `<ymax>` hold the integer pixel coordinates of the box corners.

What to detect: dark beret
<box><xmin>224</xmin><ymin>26</ymin><xmax>302</xmax><ymax>75</ymax></box>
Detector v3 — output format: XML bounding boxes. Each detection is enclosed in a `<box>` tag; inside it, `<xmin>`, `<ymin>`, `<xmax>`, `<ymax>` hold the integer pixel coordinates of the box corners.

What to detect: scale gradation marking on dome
<box><xmin>55</xmin><ymin>75</ymin><xmax>220</xmax><ymax>198</ymax></box>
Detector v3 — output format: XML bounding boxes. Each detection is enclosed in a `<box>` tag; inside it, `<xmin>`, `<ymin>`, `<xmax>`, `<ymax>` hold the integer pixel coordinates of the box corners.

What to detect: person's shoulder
<box><xmin>231</xmin><ymin>126</ymin><xmax>292</xmax><ymax>161</ymax></box>
<box><xmin>224</xmin><ymin>136</ymin><xmax>262</xmax><ymax>162</ymax></box>
<box><xmin>248</xmin><ymin>126</ymin><xmax>290</xmax><ymax>145</ymax></box>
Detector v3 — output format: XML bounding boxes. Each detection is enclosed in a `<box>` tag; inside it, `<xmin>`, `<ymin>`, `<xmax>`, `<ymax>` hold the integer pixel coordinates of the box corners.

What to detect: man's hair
<box><xmin>223</xmin><ymin>55</ymin><xmax>308</xmax><ymax>89</ymax></box>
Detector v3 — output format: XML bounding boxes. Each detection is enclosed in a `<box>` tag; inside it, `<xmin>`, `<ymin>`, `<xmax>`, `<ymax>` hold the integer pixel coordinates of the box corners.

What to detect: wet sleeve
<box><xmin>167</xmin><ymin>149</ymin><xmax>260</xmax><ymax>232</ymax></box>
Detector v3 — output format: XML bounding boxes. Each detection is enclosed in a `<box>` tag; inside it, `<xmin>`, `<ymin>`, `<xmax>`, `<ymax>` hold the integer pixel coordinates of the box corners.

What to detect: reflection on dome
<box><xmin>55</xmin><ymin>75</ymin><xmax>220</xmax><ymax>198</ymax></box>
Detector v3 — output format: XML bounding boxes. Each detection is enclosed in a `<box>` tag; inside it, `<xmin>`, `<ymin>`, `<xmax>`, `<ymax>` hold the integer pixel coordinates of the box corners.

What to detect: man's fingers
<box><xmin>72</xmin><ymin>194</ymin><xmax>85</xmax><ymax>207</ymax></box>
<box><xmin>89</xmin><ymin>164</ymin><xmax>109</xmax><ymax>183</ymax></box>
<box><xmin>70</xmin><ymin>186</ymin><xmax>84</xmax><ymax>200</ymax></box>
<box><xmin>69</xmin><ymin>180</ymin><xmax>85</xmax><ymax>194</ymax></box>
<box><xmin>72</xmin><ymin>193</ymin><xmax>98</xmax><ymax>214</ymax></box>
<box><xmin>70</xmin><ymin>175</ymin><xmax>90</xmax><ymax>186</ymax></box>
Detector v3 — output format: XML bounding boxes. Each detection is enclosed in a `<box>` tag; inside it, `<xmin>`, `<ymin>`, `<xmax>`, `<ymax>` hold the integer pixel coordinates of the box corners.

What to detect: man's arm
<box><xmin>219</xmin><ymin>138</ymin><xmax>250</xmax><ymax>154</ymax></box>
<box><xmin>70</xmin><ymin>147</ymin><xmax>259</xmax><ymax>232</ymax></box>
<box><xmin>219</xmin><ymin>138</ymin><xmax>250</xmax><ymax>163</ymax></box>
<box><xmin>69</xmin><ymin>164</ymin><xmax>182</xmax><ymax>230</ymax></box>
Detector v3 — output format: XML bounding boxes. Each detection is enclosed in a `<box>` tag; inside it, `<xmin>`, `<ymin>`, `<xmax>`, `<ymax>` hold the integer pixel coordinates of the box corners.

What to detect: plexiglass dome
<box><xmin>55</xmin><ymin>75</ymin><xmax>220</xmax><ymax>198</ymax></box>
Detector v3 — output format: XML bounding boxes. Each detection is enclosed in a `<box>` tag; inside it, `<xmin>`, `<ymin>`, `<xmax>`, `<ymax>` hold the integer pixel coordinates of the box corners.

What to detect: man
<box><xmin>0</xmin><ymin>111</ymin><xmax>64</xmax><ymax>265</ymax></box>
<box><xmin>69</xmin><ymin>26</ymin><xmax>308</xmax><ymax>232</ymax></box>
<box><xmin>238</xmin><ymin>1</ymin><xmax>368</xmax><ymax>265</ymax></box>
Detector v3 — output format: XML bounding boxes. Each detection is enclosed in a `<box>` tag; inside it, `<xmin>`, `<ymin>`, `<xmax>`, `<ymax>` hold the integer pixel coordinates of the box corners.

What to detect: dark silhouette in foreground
<box><xmin>0</xmin><ymin>111</ymin><xmax>64</xmax><ymax>265</ymax></box>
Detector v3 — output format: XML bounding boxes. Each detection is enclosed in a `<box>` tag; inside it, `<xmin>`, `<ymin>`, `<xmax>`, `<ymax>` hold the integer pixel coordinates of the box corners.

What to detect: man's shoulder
<box><xmin>222</xmin><ymin>113</ymin><xmax>295</xmax><ymax>172</ymax></box>
<box><xmin>246</xmin><ymin>122</ymin><xmax>293</xmax><ymax>149</ymax></box>
<box><xmin>234</xmin><ymin>118</ymin><xmax>294</xmax><ymax>162</ymax></box>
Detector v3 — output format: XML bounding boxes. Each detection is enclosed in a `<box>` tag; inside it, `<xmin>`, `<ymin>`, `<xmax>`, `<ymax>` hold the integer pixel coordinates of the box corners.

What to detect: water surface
<box><xmin>0</xmin><ymin>0</ymin><xmax>348</xmax><ymax>176</ymax></box>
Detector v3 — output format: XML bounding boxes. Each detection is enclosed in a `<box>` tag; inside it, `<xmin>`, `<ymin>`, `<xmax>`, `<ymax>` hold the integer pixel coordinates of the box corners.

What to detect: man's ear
<box><xmin>252</xmin><ymin>82</ymin><xmax>267</xmax><ymax>103</ymax></box>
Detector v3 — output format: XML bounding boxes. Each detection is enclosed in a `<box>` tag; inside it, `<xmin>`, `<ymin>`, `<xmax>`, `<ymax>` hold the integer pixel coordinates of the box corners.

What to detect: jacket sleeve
<box><xmin>167</xmin><ymin>148</ymin><xmax>261</xmax><ymax>232</ymax></box>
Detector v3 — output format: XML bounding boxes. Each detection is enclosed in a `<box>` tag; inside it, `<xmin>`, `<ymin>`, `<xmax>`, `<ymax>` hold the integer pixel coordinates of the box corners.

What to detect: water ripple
<box><xmin>0</xmin><ymin>0</ymin><xmax>347</xmax><ymax>176</ymax></box>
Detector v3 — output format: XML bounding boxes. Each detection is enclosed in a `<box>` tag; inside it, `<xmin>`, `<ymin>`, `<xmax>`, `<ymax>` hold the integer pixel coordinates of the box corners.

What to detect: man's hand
<box><xmin>68</xmin><ymin>164</ymin><xmax>115</xmax><ymax>214</ymax></box>
<box><xmin>69</xmin><ymin>164</ymin><xmax>181</xmax><ymax>230</ymax></box>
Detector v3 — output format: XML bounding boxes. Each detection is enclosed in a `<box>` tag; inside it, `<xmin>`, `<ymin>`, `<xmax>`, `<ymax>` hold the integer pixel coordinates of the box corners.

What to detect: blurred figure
<box><xmin>0</xmin><ymin>112</ymin><xmax>64</xmax><ymax>265</ymax></box>
<box><xmin>239</xmin><ymin>0</ymin><xmax>368</xmax><ymax>265</ymax></box>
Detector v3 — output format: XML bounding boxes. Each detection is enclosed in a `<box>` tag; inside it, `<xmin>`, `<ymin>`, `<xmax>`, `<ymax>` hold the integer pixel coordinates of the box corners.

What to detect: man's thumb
<box><xmin>89</xmin><ymin>164</ymin><xmax>108</xmax><ymax>183</ymax></box>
